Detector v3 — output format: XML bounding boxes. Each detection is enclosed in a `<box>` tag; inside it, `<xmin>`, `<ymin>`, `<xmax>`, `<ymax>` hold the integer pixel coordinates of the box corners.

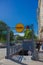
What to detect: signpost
<box><xmin>16</xmin><ymin>23</ymin><xmax>24</xmax><ymax>33</ymax></box>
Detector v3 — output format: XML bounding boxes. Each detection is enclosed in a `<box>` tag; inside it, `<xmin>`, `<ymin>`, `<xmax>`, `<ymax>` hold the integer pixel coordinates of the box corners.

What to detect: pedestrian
<box><xmin>36</xmin><ymin>42</ymin><xmax>41</xmax><ymax>52</ymax></box>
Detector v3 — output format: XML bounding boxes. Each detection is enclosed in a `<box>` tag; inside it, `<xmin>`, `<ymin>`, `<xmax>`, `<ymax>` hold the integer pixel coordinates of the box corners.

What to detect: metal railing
<box><xmin>6</xmin><ymin>43</ymin><xmax>22</xmax><ymax>58</ymax></box>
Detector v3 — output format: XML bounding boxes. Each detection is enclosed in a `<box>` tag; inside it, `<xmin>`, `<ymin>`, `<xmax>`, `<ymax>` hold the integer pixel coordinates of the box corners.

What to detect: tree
<box><xmin>10</xmin><ymin>31</ymin><xmax>14</xmax><ymax>41</ymax></box>
<box><xmin>0</xmin><ymin>21</ymin><xmax>14</xmax><ymax>42</ymax></box>
<box><xmin>24</xmin><ymin>28</ymin><xmax>37</xmax><ymax>40</ymax></box>
<box><xmin>16</xmin><ymin>35</ymin><xmax>24</xmax><ymax>40</ymax></box>
<box><xmin>34</xmin><ymin>34</ymin><xmax>38</xmax><ymax>40</ymax></box>
<box><xmin>0</xmin><ymin>21</ymin><xmax>8</xmax><ymax>42</ymax></box>
<box><xmin>24</xmin><ymin>29</ymin><xmax>32</xmax><ymax>39</ymax></box>
<box><xmin>0</xmin><ymin>21</ymin><xmax>8</xmax><ymax>31</ymax></box>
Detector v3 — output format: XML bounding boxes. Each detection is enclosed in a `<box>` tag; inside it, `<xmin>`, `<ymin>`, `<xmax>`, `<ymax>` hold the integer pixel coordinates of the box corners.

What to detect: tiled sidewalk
<box><xmin>0</xmin><ymin>58</ymin><xmax>43</xmax><ymax>65</ymax></box>
<box><xmin>0</xmin><ymin>54</ymin><xmax>43</xmax><ymax>65</ymax></box>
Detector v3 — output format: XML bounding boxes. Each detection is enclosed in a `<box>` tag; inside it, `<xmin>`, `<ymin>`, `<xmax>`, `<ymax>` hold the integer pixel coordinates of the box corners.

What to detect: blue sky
<box><xmin>0</xmin><ymin>0</ymin><xmax>38</xmax><ymax>35</ymax></box>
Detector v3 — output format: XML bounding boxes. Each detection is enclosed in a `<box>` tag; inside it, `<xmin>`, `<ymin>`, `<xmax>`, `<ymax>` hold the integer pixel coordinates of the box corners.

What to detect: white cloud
<box><xmin>14</xmin><ymin>33</ymin><xmax>24</xmax><ymax>36</ymax></box>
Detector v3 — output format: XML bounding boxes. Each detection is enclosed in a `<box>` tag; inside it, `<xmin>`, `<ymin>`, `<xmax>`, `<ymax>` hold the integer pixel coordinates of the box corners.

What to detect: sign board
<box><xmin>16</xmin><ymin>23</ymin><xmax>24</xmax><ymax>33</ymax></box>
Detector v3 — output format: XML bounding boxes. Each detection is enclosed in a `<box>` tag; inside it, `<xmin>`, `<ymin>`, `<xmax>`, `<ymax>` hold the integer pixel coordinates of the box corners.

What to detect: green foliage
<box><xmin>0</xmin><ymin>21</ymin><xmax>8</xmax><ymax>42</ymax></box>
<box><xmin>24</xmin><ymin>29</ymin><xmax>37</xmax><ymax>40</ymax></box>
<box><xmin>0</xmin><ymin>21</ymin><xmax>8</xmax><ymax>31</ymax></box>
<box><xmin>34</xmin><ymin>34</ymin><xmax>38</xmax><ymax>40</ymax></box>
<box><xmin>24</xmin><ymin>29</ymin><xmax>32</xmax><ymax>39</ymax></box>
<box><xmin>0</xmin><ymin>21</ymin><xmax>14</xmax><ymax>42</ymax></box>
<box><xmin>10</xmin><ymin>31</ymin><xmax>14</xmax><ymax>41</ymax></box>
<box><xmin>15</xmin><ymin>29</ymin><xmax>37</xmax><ymax>41</ymax></box>
<box><xmin>16</xmin><ymin>35</ymin><xmax>24</xmax><ymax>40</ymax></box>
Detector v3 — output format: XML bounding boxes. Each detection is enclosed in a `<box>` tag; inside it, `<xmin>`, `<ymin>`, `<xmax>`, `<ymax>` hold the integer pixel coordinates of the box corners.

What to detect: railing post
<box><xmin>6</xmin><ymin>27</ymin><xmax>10</xmax><ymax>59</ymax></box>
<box><xmin>31</xmin><ymin>24</ymin><xmax>39</xmax><ymax>60</ymax></box>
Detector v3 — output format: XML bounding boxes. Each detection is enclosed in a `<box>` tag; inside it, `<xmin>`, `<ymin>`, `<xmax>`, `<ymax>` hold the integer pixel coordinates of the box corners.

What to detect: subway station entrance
<box><xmin>5</xmin><ymin>24</ymin><xmax>39</xmax><ymax>64</ymax></box>
<box><xmin>0</xmin><ymin>23</ymin><xmax>43</xmax><ymax>64</ymax></box>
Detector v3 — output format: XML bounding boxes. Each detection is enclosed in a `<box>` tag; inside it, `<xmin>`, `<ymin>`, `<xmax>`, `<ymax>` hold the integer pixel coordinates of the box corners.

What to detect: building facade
<box><xmin>37</xmin><ymin>0</ymin><xmax>43</xmax><ymax>40</ymax></box>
